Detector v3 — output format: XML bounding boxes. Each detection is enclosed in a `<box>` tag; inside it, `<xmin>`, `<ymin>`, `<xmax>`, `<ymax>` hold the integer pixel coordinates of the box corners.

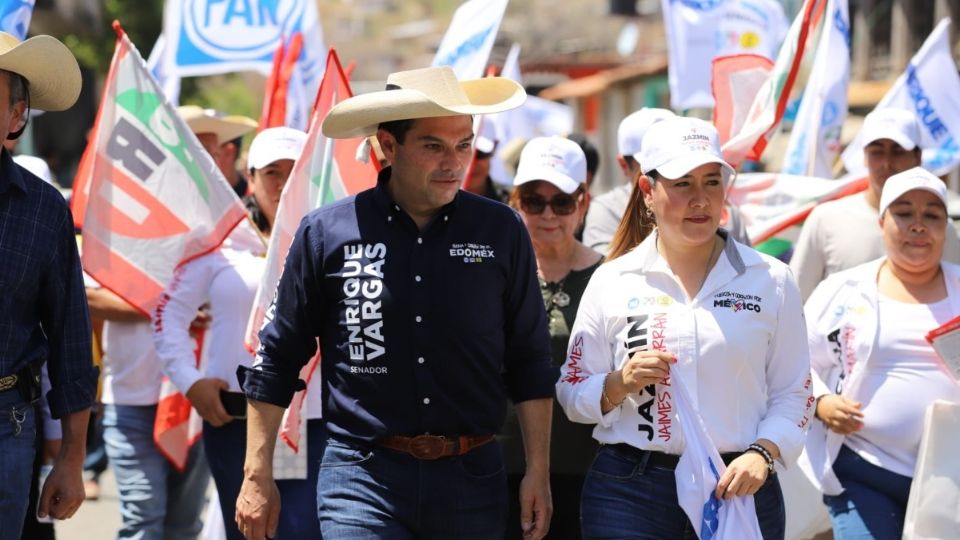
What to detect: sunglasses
<box><xmin>519</xmin><ymin>193</ymin><xmax>580</xmax><ymax>216</ymax></box>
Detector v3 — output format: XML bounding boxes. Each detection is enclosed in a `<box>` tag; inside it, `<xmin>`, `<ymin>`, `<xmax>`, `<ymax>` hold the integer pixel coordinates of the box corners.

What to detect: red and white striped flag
<box><xmin>73</xmin><ymin>22</ymin><xmax>246</xmax><ymax>469</ymax></box>
<box><xmin>718</xmin><ymin>0</ymin><xmax>824</xmax><ymax>167</ymax></box>
<box><xmin>246</xmin><ymin>49</ymin><xmax>378</xmax><ymax>452</ymax></box>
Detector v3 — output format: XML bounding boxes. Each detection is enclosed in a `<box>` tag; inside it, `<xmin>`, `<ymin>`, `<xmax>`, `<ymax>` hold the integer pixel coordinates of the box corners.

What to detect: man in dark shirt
<box><xmin>236</xmin><ymin>66</ymin><xmax>556</xmax><ymax>540</ymax></box>
<box><xmin>0</xmin><ymin>33</ymin><xmax>99</xmax><ymax>533</ymax></box>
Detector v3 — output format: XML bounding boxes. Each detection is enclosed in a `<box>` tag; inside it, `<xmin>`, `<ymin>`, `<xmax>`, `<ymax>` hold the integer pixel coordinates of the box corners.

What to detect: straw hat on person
<box><xmin>0</xmin><ymin>32</ymin><xmax>81</xmax><ymax>111</ymax></box>
<box><xmin>322</xmin><ymin>66</ymin><xmax>526</xmax><ymax>139</ymax></box>
<box><xmin>178</xmin><ymin>105</ymin><xmax>258</xmax><ymax>142</ymax></box>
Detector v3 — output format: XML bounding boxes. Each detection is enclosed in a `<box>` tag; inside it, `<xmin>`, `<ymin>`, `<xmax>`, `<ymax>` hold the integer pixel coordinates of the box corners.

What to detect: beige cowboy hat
<box><xmin>0</xmin><ymin>32</ymin><xmax>81</xmax><ymax>111</ymax></box>
<box><xmin>322</xmin><ymin>66</ymin><xmax>526</xmax><ymax>139</ymax></box>
<box><xmin>178</xmin><ymin>105</ymin><xmax>258</xmax><ymax>142</ymax></box>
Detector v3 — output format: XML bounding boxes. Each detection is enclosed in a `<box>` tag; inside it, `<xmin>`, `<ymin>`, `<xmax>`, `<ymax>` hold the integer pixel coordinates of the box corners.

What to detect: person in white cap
<box><xmin>0</xmin><ymin>31</ymin><xmax>99</xmax><ymax>532</ymax></box>
<box><xmin>790</xmin><ymin>108</ymin><xmax>960</xmax><ymax>300</ymax></box>
<box><xmin>557</xmin><ymin>116</ymin><xmax>812</xmax><ymax>538</ymax></box>
<box><xmin>152</xmin><ymin>126</ymin><xmax>324</xmax><ymax>540</ymax></box>
<box><xmin>500</xmin><ymin>136</ymin><xmax>602</xmax><ymax>540</ymax></box>
<box><xmin>798</xmin><ymin>166</ymin><xmax>960</xmax><ymax>539</ymax></box>
<box><xmin>582</xmin><ymin>108</ymin><xmax>674</xmax><ymax>254</ymax></box>
<box><xmin>236</xmin><ymin>66</ymin><xmax>556</xmax><ymax>540</ymax></box>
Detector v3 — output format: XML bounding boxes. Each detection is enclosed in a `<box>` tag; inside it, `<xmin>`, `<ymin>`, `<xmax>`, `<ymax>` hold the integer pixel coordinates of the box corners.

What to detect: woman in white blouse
<box><xmin>799</xmin><ymin>167</ymin><xmax>960</xmax><ymax>539</ymax></box>
<box><xmin>152</xmin><ymin>127</ymin><xmax>323</xmax><ymax>539</ymax></box>
<box><xmin>556</xmin><ymin>117</ymin><xmax>812</xmax><ymax>539</ymax></box>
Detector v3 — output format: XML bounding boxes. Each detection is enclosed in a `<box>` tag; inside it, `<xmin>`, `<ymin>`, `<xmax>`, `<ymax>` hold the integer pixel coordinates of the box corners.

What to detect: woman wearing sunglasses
<box><xmin>500</xmin><ymin>136</ymin><xmax>603</xmax><ymax>539</ymax></box>
<box><xmin>556</xmin><ymin>117</ymin><xmax>812</xmax><ymax>538</ymax></box>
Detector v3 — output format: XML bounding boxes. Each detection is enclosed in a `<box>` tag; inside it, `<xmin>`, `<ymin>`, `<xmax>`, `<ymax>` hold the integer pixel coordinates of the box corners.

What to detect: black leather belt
<box><xmin>606</xmin><ymin>443</ymin><xmax>743</xmax><ymax>469</ymax></box>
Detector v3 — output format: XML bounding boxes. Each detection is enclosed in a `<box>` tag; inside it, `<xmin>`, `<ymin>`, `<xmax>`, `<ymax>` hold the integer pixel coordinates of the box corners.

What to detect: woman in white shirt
<box><xmin>152</xmin><ymin>127</ymin><xmax>323</xmax><ymax>539</ymax></box>
<box><xmin>799</xmin><ymin>167</ymin><xmax>960</xmax><ymax>540</ymax></box>
<box><xmin>556</xmin><ymin>117</ymin><xmax>812</xmax><ymax>539</ymax></box>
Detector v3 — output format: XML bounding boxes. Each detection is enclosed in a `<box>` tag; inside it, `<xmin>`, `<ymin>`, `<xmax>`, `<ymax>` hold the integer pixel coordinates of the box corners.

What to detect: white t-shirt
<box><xmin>791</xmin><ymin>194</ymin><xmax>960</xmax><ymax>301</ymax></box>
<box><xmin>101</xmin><ymin>320</ymin><xmax>164</xmax><ymax>405</ymax></box>
<box><xmin>556</xmin><ymin>232</ymin><xmax>813</xmax><ymax>463</ymax></box>
<box><xmin>844</xmin><ymin>296</ymin><xmax>960</xmax><ymax>477</ymax></box>
<box><xmin>152</xmin><ymin>247</ymin><xmax>322</xmax><ymax>419</ymax></box>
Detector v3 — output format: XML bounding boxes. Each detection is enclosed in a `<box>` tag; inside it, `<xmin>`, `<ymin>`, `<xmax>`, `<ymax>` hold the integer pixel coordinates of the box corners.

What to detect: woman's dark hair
<box><xmin>606</xmin><ymin>170</ymin><xmax>659</xmax><ymax>261</ymax></box>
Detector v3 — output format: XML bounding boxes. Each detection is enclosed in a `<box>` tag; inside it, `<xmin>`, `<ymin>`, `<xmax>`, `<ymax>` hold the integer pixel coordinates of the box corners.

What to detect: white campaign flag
<box><xmin>146</xmin><ymin>34</ymin><xmax>182</xmax><ymax>105</ymax></box>
<box><xmin>162</xmin><ymin>0</ymin><xmax>326</xmax><ymax>118</ymax></box>
<box><xmin>662</xmin><ymin>0</ymin><xmax>788</xmax><ymax>110</ymax></box>
<box><xmin>673</xmin><ymin>374</ymin><xmax>764</xmax><ymax>539</ymax></box>
<box><xmin>842</xmin><ymin>18</ymin><xmax>960</xmax><ymax>176</ymax></box>
<box><xmin>0</xmin><ymin>0</ymin><xmax>34</xmax><ymax>39</ymax></box>
<box><xmin>432</xmin><ymin>0</ymin><xmax>508</xmax><ymax>80</ymax></box>
<box><xmin>782</xmin><ymin>0</ymin><xmax>850</xmax><ymax>177</ymax></box>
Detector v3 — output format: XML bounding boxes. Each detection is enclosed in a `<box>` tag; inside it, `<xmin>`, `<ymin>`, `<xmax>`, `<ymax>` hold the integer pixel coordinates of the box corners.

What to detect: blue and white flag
<box><xmin>0</xmin><ymin>0</ymin><xmax>35</xmax><ymax>40</ymax></box>
<box><xmin>162</xmin><ymin>0</ymin><xmax>325</xmax><ymax>116</ymax></box>
<box><xmin>782</xmin><ymin>0</ymin><xmax>850</xmax><ymax>177</ymax></box>
<box><xmin>662</xmin><ymin>0</ymin><xmax>788</xmax><ymax>110</ymax></box>
<box><xmin>432</xmin><ymin>0</ymin><xmax>508</xmax><ymax>80</ymax></box>
<box><xmin>674</xmin><ymin>373</ymin><xmax>763</xmax><ymax>539</ymax></box>
<box><xmin>842</xmin><ymin>18</ymin><xmax>960</xmax><ymax>176</ymax></box>
<box><xmin>146</xmin><ymin>34</ymin><xmax>182</xmax><ymax>105</ymax></box>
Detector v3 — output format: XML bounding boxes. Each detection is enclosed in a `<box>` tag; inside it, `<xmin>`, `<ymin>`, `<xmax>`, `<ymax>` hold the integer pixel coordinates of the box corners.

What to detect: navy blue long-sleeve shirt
<box><xmin>0</xmin><ymin>149</ymin><xmax>97</xmax><ymax>417</ymax></box>
<box><xmin>241</xmin><ymin>169</ymin><xmax>555</xmax><ymax>444</ymax></box>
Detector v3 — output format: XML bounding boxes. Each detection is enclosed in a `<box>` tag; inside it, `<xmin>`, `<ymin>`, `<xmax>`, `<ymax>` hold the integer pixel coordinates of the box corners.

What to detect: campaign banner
<box><xmin>0</xmin><ymin>0</ymin><xmax>34</xmax><ymax>39</ymax></box>
<box><xmin>841</xmin><ymin>18</ymin><xmax>960</xmax><ymax>176</ymax></box>
<box><xmin>781</xmin><ymin>0</ymin><xmax>850</xmax><ymax>177</ymax></box>
<box><xmin>720</xmin><ymin>0</ymin><xmax>822</xmax><ymax>167</ymax></box>
<box><xmin>662</xmin><ymin>0</ymin><xmax>788</xmax><ymax>110</ymax></box>
<box><xmin>75</xmin><ymin>23</ymin><xmax>247</xmax><ymax>315</ymax></box>
<box><xmin>432</xmin><ymin>0</ymin><xmax>508</xmax><ymax>80</ymax></box>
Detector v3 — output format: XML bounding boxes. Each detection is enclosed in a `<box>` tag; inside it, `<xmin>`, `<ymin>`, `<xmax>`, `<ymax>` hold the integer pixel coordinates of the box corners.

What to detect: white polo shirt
<box><xmin>557</xmin><ymin>231</ymin><xmax>813</xmax><ymax>464</ymax></box>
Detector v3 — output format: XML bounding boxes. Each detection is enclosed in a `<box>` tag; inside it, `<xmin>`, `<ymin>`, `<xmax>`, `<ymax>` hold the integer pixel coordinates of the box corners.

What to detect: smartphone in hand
<box><xmin>220</xmin><ymin>390</ymin><xmax>247</xmax><ymax>419</ymax></box>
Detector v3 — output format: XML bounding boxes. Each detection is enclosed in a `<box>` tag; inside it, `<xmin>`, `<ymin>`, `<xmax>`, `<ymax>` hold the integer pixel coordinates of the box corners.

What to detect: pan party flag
<box><xmin>432</xmin><ymin>0</ymin><xmax>508</xmax><ymax>80</ymax></box>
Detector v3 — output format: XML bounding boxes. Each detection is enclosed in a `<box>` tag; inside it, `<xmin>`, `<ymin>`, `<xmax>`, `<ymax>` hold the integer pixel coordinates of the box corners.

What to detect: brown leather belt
<box><xmin>0</xmin><ymin>374</ymin><xmax>18</xmax><ymax>392</ymax></box>
<box><xmin>378</xmin><ymin>434</ymin><xmax>495</xmax><ymax>460</ymax></box>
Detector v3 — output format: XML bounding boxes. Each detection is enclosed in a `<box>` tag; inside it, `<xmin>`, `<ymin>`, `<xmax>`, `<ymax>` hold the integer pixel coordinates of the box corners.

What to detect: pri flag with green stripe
<box><xmin>76</xmin><ymin>23</ymin><xmax>247</xmax><ymax>315</ymax></box>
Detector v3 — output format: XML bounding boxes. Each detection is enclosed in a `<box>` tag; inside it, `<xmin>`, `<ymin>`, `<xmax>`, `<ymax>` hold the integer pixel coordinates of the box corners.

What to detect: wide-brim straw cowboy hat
<box><xmin>322</xmin><ymin>66</ymin><xmax>526</xmax><ymax>139</ymax></box>
<box><xmin>178</xmin><ymin>106</ymin><xmax>258</xmax><ymax>142</ymax></box>
<box><xmin>0</xmin><ymin>32</ymin><xmax>81</xmax><ymax>112</ymax></box>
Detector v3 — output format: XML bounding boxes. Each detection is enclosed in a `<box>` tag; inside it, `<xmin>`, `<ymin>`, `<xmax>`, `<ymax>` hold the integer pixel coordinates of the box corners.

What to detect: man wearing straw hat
<box><xmin>237</xmin><ymin>66</ymin><xmax>556</xmax><ymax>540</ymax></box>
<box><xmin>178</xmin><ymin>105</ymin><xmax>258</xmax><ymax>198</ymax></box>
<box><xmin>0</xmin><ymin>32</ymin><xmax>99</xmax><ymax>534</ymax></box>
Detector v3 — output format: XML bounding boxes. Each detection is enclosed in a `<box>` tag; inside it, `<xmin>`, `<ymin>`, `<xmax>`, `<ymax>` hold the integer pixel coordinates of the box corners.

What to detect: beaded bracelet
<box><xmin>747</xmin><ymin>443</ymin><xmax>776</xmax><ymax>475</ymax></box>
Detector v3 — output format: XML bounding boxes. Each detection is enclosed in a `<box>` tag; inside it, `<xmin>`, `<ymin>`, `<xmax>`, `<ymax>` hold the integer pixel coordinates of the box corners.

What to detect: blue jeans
<box><xmin>102</xmin><ymin>404</ymin><xmax>210</xmax><ymax>540</ymax></box>
<box><xmin>580</xmin><ymin>445</ymin><xmax>785</xmax><ymax>540</ymax></box>
<box><xmin>823</xmin><ymin>445</ymin><xmax>912</xmax><ymax>540</ymax></box>
<box><xmin>203</xmin><ymin>418</ymin><xmax>324</xmax><ymax>539</ymax></box>
<box><xmin>0</xmin><ymin>390</ymin><xmax>36</xmax><ymax>540</ymax></box>
<box><xmin>318</xmin><ymin>436</ymin><xmax>507</xmax><ymax>539</ymax></box>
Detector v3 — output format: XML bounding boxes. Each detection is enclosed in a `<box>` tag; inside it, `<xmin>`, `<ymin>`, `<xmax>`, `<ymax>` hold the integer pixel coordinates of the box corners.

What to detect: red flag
<box><xmin>259</xmin><ymin>33</ymin><xmax>305</xmax><ymax>131</ymax></box>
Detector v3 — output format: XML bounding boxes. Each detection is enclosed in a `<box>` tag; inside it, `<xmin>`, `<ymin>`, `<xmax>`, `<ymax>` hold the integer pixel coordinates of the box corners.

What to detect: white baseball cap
<box><xmin>247</xmin><ymin>127</ymin><xmax>308</xmax><ymax>170</ymax></box>
<box><xmin>636</xmin><ymin>117</ymin><xmax>735</xmax><ymax>182</ymax></box>
<box><xmin>513</xmin><ymin>136</ymin><xmax>586</xmax><ymax>194</ymax></box>
<box><xmin>861</xmin><ymin>108</ymin><xmax>921</xmax><ymax>151</ymax></box>
<box><xmin>617</xmin><ymin>108</ymin><xmax>675</xmax><ymax>157</ymax></box>
<box><xmin>878</xmin><ymin>166</ymin><xmax>947</xmax><ymax>217</ymax></box>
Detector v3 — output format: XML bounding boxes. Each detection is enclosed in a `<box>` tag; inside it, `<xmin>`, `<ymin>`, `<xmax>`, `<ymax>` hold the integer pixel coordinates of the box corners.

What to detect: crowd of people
<box><xmin>0</xmin><ymin>28</ymin><xmax>958</xmax><ymax>540</ymax></box>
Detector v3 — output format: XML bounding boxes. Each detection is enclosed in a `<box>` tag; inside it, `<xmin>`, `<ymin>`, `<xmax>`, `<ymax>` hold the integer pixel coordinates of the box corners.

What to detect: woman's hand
<box><xmin>816</xmin><ymin>394</ymin><xmax>864</xmax><ymax>434</ymax></box>
<box><xmin>602</xmin><ymin>352</ymin><xmax>676</xmax><ymax>413</ymax></box>
<box><xmin>715</xmin><ymin>452</ymin><xmax>769</xmax><ymax>500</ymax></box>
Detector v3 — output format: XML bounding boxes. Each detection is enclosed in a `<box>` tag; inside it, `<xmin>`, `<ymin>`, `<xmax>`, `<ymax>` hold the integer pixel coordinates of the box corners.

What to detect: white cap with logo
<box><xmin>878</xmin><ymin>166</ymin><xmax>947</xmax><ymax>217</ymax></box>
<box><xmin>617</xmin><ymin>108</ymin><xmax>675</xmax><ymax>157</ymax></box>
<box><xmin>636</xmin><ymin>117</ymin><xmax>735</xmax><ymax>182</ymax></box>
<box><xmin>513</xmin><ymin>136</ymin><xmax>587</xmax><ymax>194</ymax></box>
<box><xmin>247</xmin><ymin>127</ymin><xmax>308</xmax><ymax>170</ymax></box>
<box><xmin>860</xmin><ymin>108</ymin><xmax>921</xmax><ymax>151</ymax></box>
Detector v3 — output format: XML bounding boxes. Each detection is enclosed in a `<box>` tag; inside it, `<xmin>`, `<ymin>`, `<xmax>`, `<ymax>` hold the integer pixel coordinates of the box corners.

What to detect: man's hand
<box><xmin>519</xmin><ymin>468</ymin><xmax>552</xmax><ymax>540</ymax></box>
<box><xmin>816</xmin><ymin>394</ymin><xmax>864</xmax><ymax>434</ymax></box>
<box><xmin>185</xmin><ymin>378</ymin><xmax>233</xmax><ymax>426</ymax></box>
<box><xmin>715</xmin><ymin>452</ymin><xmax>769</xmax><ymax>500</ymax></box>
<box><xmin>37</xmin><ymin>454</ymin><xmax>84</xmax><ymax>520</ymax></box>
<box><xmin>236</xmin><ymin>474</ymin><xmax>280</xmax><ymax>540</ymax></box>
